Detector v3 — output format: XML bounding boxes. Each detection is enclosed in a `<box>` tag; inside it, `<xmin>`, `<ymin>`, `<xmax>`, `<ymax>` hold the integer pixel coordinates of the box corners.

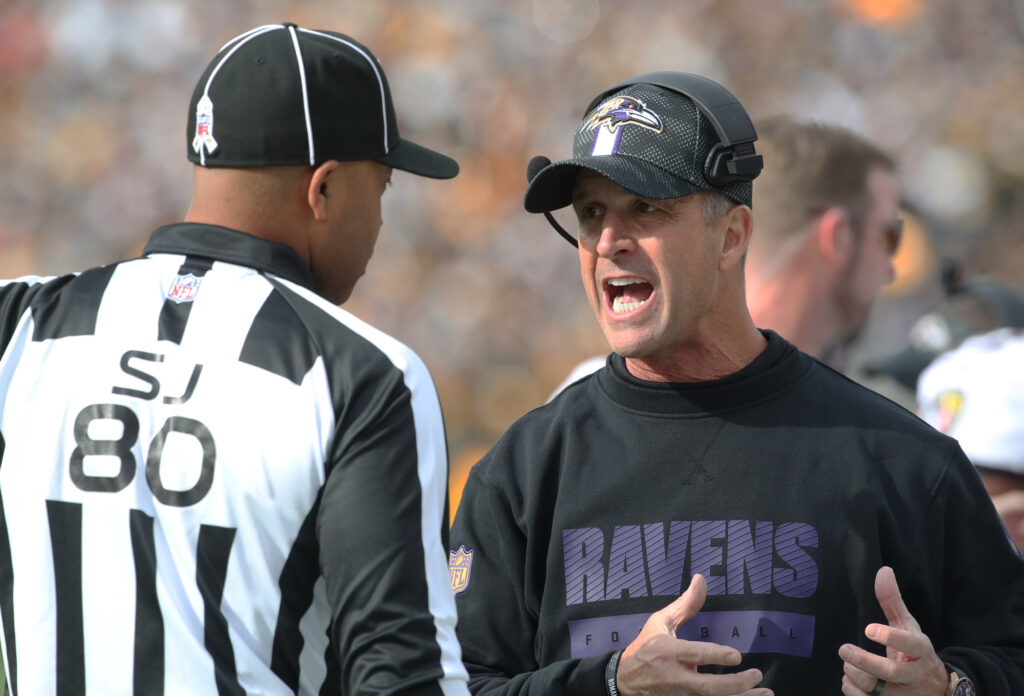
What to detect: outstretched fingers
<box><xmin>617</xmin><ymin>576</ymin><xmax>773</xmax><ymax>695</ymax></box>
<box><xmin>873</xmin><ymin>566</ymin><xmax>919</xmax><ymax>633</ymax></box>
<box><xmin>838</xmin><ymin>567</ymin><xmax>947</xmax><ymax>695</ymax></box>
<box><xmin>660</xmin><ymin>573</ymin><xmax>708</xmax><ymax>631</ymax></box>
<box><xmin>863</xmin><ymin>622</ymin><xmax>932</xmax><ymax>662</ymax></box>
<box><xmin>673</xmin><ymin>637</ymin><xmax>742</xmax><ymax>668</ymax></box>
<box><xmin>619</xmin><ymin>636</ymin><xmax>767</xmax><ymax>696</ymax></box>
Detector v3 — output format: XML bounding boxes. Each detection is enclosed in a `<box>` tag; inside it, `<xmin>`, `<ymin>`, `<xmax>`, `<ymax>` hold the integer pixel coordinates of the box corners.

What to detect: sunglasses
<box><xmin>807</xmin><ymin>206</ymin><xmax>904</xmax><ymax>258</ymax></box>
<box><xmin>882</xmin><ymin>218</ymin><xmax>903</xmax><ymax>257</ymax></box>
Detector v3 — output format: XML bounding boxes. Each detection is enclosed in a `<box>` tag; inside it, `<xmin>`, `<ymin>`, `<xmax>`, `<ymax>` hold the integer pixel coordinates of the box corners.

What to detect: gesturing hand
<box><xmin>838</xmin><ymin>566</ymin><xmax>948</xmax><ymax>696</ymax></box>
<box><xmin>616</xmin><ymin>574</ymin><xmax>772</xmax><ymax>696</ymax></box>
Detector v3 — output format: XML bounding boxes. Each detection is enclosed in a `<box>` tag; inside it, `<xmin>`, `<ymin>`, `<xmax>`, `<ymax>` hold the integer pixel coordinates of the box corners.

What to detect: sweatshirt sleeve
<box><xmin>449</xmin><ymin>460</ymin><xmax>608</xmax><ymax>695</ymax></box>
<box><xmin>927</xmin><ymin>447</ymin><xmax>1024</xmax><ymax>693</ymax></box>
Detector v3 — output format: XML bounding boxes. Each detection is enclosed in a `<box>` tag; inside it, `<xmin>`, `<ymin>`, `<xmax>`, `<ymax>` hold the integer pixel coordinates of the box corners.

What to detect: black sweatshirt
<box><xmin>450</xmin><ymin>331</ymin><xmax>1024</xmax><ymax>694</ymax></box>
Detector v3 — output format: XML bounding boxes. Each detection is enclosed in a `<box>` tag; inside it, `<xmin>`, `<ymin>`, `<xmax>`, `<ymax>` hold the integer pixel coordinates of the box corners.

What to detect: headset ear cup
<box><xmin>704</xmin><ymin>143</ymin><xmax>731</xmax><ymax>187</ymax></box>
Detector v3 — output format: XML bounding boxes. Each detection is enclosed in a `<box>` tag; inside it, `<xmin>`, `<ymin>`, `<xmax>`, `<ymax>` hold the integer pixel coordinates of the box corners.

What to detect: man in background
<box><xmin>863</xmin><ymin>271</ymin><xmax>1024</xmax><ymax>395</ymax></box>
<box><xmin>743</xmin><ymin>115</ymin><xmax>901</xmax><ymax>372</ymax></box>
<box><xmin>917</xmin><ymin>327</ymin><xmax>1024</xmax><ymax>551</ymax></box>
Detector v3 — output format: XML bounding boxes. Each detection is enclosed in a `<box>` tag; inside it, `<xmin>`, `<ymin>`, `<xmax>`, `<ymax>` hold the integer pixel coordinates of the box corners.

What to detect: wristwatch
<box><xmin>945</xmin><ymin>663</ymin><xmax>976</xmax><ymax>696</ymax></box>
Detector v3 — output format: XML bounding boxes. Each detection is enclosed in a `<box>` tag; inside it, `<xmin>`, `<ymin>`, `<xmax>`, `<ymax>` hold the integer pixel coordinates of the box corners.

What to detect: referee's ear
<box><xmin>307</xmin><ymin>160</ymin><xmax>341</xmax><ymax>221</ymax></box>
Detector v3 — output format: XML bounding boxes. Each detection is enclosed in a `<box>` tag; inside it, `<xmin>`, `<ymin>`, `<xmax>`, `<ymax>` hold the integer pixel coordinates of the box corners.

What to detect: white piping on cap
<box><xmin>301</xmin><ymin>28</ymin><xmax>390</xmax><ymax>155</ymax></box>
<box><xmin>219</xmin><ymin>23</ymin><xmax>281</xmax><ymax>53</ymax></box>
<box><xmin>196</xmin><ymin>24</ymin><xmax>280</xmax><ymax>166</ymax></box>
<box><xmin>287</xmin><ymin>25</ymin><xmax>316</xmax><ymax>165</ymax></box>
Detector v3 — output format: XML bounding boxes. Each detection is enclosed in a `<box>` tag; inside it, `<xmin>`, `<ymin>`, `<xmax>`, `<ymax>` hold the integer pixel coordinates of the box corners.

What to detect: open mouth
<box><xmin>606</xmin><ymin>277</ymin><xmax>653</xmax><ymax>314</ymax></box>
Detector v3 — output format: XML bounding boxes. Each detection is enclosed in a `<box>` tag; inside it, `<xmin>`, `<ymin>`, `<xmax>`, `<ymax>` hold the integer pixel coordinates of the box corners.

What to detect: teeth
<box><xmin>607</xmin><ymin>277</ymin><xmax>648</xmax><ymax>313</ymax></box>
<box><xmin>612</xmin><ymin>296</ymin><xmax>644</xmax><ymax>313</ymax></box>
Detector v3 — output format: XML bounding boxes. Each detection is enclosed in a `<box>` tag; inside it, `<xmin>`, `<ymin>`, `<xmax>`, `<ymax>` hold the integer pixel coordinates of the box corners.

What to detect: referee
<box><xmin>0</xmin><ymin>24</ymin><xmax>469</xmax><ymax>695</ymax></box>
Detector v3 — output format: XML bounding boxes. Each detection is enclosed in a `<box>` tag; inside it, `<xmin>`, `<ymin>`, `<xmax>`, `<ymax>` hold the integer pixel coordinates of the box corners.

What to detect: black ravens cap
<box><xmin>187</xmin><ymin>23</ymin><xmax>458</xmax><ymax>178</ymax></box>
<box><xmin>524</xmin><ymin>81</ymin><xmax>752</xmax><ymax>214</ymax></box>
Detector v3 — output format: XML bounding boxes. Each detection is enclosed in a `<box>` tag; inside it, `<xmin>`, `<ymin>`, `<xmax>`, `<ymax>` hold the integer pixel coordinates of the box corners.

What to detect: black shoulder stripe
<box><xmin>261</xmin><ymin>279</ymin><xmax>398</xmax><ymax>418</ymax></box>
<box><xmin>239</xmin><ymin>289</ymin><xmax>321</xmax><ymax>386</ymax></box>
<box><xmin>260</xmin><ymin>280</ymin><xmax>416</xmax><ymax>478</ymax></box>
<box><xmin>157</xmin><ymin>257</ymin><xmax>215</xmax><ymax>345</ymax></box>
<box><xmin>31</xmin><ymin>265</ymin><xmax>118</xmax><ymax>342</ymax></box>
<box><xmin>0</xmin><ymin>277</ymin><xmax>68</xmax><ymax>354</ymax></box>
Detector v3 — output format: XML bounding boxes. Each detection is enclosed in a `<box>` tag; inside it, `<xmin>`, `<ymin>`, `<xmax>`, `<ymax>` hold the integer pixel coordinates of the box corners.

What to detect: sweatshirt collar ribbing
<box><xmin>596</xmin><ymin>331</ymin><xmax>813</xmax><ymax>415</ymax></box>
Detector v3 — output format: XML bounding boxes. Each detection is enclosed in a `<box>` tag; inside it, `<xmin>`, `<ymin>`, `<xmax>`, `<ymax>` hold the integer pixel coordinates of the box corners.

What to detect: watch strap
<box><xmin>944</xmin><ymin>662</ymin><xmax>976</xmax><ymax>696</ymax></box>
<box><xmin>606</xmin><ymin>650</ymin><xmax>623</xmax><ymax>696</ymax></box>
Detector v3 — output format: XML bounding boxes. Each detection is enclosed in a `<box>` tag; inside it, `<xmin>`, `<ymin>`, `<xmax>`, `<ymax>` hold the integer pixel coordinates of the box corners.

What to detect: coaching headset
<box><xmin>526</xmin><ymin>71</ymin><xmax>764</xmax><ymax>247</ymax></box>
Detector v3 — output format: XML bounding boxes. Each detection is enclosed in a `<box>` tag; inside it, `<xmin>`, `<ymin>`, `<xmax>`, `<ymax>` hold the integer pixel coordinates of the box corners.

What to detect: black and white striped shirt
<box><xmin>0</xmin><ymin>223</ymin><xmax>468</xmax><ymax>695</ymax></box>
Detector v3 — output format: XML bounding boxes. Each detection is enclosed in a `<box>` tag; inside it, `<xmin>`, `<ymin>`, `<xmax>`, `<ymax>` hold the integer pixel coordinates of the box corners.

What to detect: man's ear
<box><xmin>815</xmin><ymin>206</ymin><xmax>854</xmax><ymax>270</ymax></box>
<box><xmin>719</xmin><ymin>204</ymin><xmax>753</xmax><ymax>272</ymax></box>
<box><xmin>307</xmin><ymin>160</ymin><xmax>341</xmax><ymax>221</ymax></box>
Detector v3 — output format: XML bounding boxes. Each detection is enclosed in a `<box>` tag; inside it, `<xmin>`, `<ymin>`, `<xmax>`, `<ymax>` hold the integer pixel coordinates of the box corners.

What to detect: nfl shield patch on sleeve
<box><xmin>448</xmin><ymin>546</ymin><xmax>473</xmax><ymax>595</ymax></box>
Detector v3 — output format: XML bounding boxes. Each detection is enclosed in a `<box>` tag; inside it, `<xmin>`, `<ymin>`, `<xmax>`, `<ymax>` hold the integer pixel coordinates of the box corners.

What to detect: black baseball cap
<box><xmin>524</xmin><ymin>80</ymin><xmax>753</xmax><ymax>214</ymax></box>
<box><xmin>187</xmin><ymin>23</ymin><xmax>458</xmax><ymax>178</ymax></box>
<box><xmin>863</xmin><ymin>278</ymin><xmax>1024</xmax><ymax>390</ymax></box>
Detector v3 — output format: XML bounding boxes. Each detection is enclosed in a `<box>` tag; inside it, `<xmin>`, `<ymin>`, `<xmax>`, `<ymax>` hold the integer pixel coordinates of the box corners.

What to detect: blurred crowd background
<box><xmin>1</xmin><ymin>0</ymin><xmax>1023</xmax><ymax>510</ymax></box>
